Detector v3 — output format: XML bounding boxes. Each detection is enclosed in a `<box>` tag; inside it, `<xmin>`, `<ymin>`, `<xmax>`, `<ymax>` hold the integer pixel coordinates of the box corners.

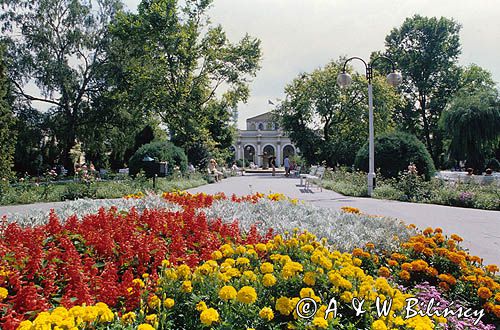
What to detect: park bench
<box><xmin>304</xmin><ymin>166</ymin><xmax>325</xmax><ymax>191</ymax></box>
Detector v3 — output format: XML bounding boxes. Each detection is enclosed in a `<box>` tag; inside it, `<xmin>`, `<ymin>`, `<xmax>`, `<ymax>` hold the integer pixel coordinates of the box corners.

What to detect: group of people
<box><xmin>207</xmin><ymin>155</ymin><xmax>297</xmax><ymax>182</ymax></box>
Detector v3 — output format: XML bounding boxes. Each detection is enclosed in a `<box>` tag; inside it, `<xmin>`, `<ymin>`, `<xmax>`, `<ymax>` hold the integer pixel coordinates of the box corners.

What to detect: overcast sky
<box><xmin>126</xmin><ymin>0</ymin><xmax>500</xmax><ymax>128</ymax></box>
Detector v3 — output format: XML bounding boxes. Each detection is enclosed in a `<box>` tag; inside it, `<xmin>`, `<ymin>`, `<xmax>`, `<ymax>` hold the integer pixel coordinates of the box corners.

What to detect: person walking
<box><xmin>271</xmin><ymin>156</ymin><xmax>276</xmax><ymax>176</ymax></box>
<box><xmin>284</xmin><ymin>155</ymin><xmax>290</xmax><ymax>177</ymax></box>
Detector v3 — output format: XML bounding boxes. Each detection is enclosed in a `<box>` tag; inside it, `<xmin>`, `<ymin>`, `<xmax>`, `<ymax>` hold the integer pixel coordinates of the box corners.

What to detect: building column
<box><xmin>276</xmin><ymin>144</ymin><xmax>281</xmax><ymax>167</ymax></box>
<box><xmin>257</xmin><ymin>143</ymin><xmax>261</xmax><ymax>167</ymax></box>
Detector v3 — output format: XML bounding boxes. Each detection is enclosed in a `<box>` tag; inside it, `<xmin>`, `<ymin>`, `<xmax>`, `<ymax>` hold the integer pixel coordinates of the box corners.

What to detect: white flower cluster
<box><xmin>4</xmin><ymin>194</ymin><xmax>415</xmax><ymax>252</ymax></box>
<box><xmin>202</xmin><ymin>198</ymin><xmax>416</xmax><ymax>252</ymax></box>
<box><xmin>3</xmin><ymin>193</ymin><xmax>180</xmax><ymax>227</ymax></box>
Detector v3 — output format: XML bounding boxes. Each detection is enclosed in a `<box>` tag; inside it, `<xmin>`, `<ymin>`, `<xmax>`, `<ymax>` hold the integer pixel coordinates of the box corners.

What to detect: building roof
<box><xmin>246</xmin><ymin>112</ymin><xmax>272</xmax><ymax>122</ymax></box>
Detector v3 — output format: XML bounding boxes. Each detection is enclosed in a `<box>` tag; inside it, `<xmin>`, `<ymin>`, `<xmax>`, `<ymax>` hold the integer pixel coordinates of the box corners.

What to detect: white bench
<box><xmin>305</xmin><ymin>166</ymin><xmax>325</xmax><ymax>191</ymax></box>
<box><xmin>300</xmin><ymin>166</ymin><xmax>317</xmax><ymax>186</ymax></box>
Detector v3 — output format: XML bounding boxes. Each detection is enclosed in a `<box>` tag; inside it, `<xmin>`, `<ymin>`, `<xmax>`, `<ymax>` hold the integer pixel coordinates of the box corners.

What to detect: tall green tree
<box><xmin>0</xmin><ymin>45</ymin><xmax>16</xmax><ymax>179</ymax></box>
<box><xmin>109</xmin><ymin>0</ymin><xmax>261</xmax><ymax>163</ymax></box>
<box><xmin>440</xmin><ymin>89</ymin><xmax>500</xmax><ymax>173</ymax></box>
<box><xmin>1</xmin><ymin>0</ymin><xmax>124</xmax><ymax>172</ymax></box>
<box><xmin>379</xmin><ymin>15</ymin><xmax>462</xmax><ymax>165</ymax></box>
<box><xmin>275</xmin><ymin>59</ymin><xmax>400</xmax><ymax>167</ymax></box>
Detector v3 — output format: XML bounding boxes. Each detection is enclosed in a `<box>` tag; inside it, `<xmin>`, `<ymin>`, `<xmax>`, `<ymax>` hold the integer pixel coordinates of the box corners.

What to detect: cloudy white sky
<box><xmin>126</xmin><ymin>0</ymin><xmax>500</xmax><ymax>128</ymax></box>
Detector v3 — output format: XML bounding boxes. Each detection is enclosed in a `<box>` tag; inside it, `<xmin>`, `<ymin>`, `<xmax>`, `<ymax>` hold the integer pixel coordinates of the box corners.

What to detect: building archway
<box><xmin>263</xmin><ymin>144</ymin><xmax>275</xmax><ymax>156</ymax></box>
<box><xmin>244</xmin><ymin>145</ymin><xmax>256</xmax><ymax>164</ymax></box>
<box><xmin>283</xmin><ymin>145</ymin><xmax>295</xmax><ymax>159</ymax></box>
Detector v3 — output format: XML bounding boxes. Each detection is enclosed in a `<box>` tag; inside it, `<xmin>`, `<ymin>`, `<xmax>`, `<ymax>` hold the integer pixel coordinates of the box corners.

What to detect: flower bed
<box><xmin>0</xmin><ymin>192</ymin><xmax>499</xmax><ymax>329</ymax></box>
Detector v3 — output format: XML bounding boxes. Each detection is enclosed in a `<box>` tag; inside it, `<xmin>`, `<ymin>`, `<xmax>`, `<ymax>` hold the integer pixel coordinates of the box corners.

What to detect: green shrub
<box><xmin>372</xmin><ymin>184</ymin><xmax>406</xmax><ymax>200</ymax></box>
<box><xmin>354</xmin><ymin>131</ymin><xmax>436</xmax><ymax>180</ymax></box>
<box><xmin>60</xmin><ymin>183</ymin><xmax>97</xmax><ymax>201</ymax></box>
<box><xmin>129</xmin><ymin>141</ymin><xmax>188</xmax><ymax>176</ymax></box>
<box><xmin>236</xmin><ymin>159</ymin><xmax>250</xmax><ymax>168</ymax></box>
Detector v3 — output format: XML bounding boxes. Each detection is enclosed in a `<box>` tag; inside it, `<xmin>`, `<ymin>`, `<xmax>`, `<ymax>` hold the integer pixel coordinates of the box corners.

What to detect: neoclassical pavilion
<box><xmin>233</xmin><ymin>112</ymin><xmax>297</xmax><ymax>167</ymax></box>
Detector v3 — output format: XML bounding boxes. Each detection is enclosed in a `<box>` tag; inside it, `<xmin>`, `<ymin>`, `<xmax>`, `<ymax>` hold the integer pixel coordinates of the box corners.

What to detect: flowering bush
<box><xmin>0</xmin><ymin>193</ymin><xmax>498</xmax><ymax>329</ymax></box>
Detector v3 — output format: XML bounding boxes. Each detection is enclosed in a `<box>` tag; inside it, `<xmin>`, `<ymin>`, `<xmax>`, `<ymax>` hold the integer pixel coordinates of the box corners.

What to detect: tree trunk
<box><xmin>61</xmin><ymin>108</ymin><xmax>77</xmax><ymax>175</ymax></box>
<box><xmin>419</xmin><ymin>95</ymin><xmax>434</xmax><ymax>161</ymax></box>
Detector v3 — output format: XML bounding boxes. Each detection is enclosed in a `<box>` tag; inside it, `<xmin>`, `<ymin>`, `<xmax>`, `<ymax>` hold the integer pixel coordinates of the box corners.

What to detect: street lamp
<box><xmin>337</xmin><ymin>56</ymin><xmax>402</xmax><ymax>196</ymax></box>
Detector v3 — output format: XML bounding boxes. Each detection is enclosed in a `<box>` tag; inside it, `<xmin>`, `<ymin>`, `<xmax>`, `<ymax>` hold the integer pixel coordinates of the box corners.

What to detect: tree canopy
<box><xmin>379</xmin><ymin>15</ymin><xmax>462</xmax><ymax>165</ymax></box>
<box><xmin>109</xmin><ymin>0</ymin><xmax>262</xmax><ymax>165</ymax></box>
<box><xmin>0</xmin><ymin>44</ymin><xmax>16</xmax><ymax>179</ymax></box>
<box><xmin>0</xmin><ymin>0</ymin><xmax>128</xmax><ymax>172</ymax></box>
<box><xmin>275</xmin><ymin>58</ymin><xmax>401</xmax><ymax>167</ymax></box>
<box><xmin>440</xmin><ymin>89</ymin><xmax>500</xmax><ymax>173</ymax></box>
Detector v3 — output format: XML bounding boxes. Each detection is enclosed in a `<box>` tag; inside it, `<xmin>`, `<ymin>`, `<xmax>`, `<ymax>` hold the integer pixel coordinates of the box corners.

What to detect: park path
<box><xmin>0</xmin><ymin>174</ymin><xmax>498</xmax><ymax>265</ymax></box>
<box><xmin>188</xmin><ymin>174</ymin><xmax>500</xmax><ymax>266</ymax></box>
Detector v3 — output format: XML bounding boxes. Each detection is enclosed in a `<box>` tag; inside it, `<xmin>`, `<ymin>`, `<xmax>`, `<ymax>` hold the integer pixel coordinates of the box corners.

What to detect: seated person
<box><xmin>208</xmin><ymin>159</ymin><xmax>223</xmax><ymax>182</ymax></box>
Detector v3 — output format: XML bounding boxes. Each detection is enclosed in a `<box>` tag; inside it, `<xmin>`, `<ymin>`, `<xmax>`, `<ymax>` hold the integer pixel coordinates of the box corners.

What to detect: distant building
<box><xmin>233</xmin><ymin>112</ymin><xmax>297</xmax><ymax>167</ymax></box>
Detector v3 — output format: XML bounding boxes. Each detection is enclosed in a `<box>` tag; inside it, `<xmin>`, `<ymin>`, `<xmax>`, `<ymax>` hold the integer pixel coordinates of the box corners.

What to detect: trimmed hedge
<box><xmin>354</xmin><ymin>131</ymin><xmax>436</xmax><ymax>180</ymax></box>
<box><xmin>129</xmin><ymin>141</ymin><xmax>188</xmax><ymax>176</ymax></box>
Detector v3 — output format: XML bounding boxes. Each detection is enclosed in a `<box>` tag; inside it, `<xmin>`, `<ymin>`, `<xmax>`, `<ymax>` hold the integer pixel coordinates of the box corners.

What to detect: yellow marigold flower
<box><xmin>236</xmin><ymin>286</ymin><xmax>257</xmax><ymax>304</ymax></box>
<box><xmin>341</xmin><ymin>206</ymin><xmax>360</xmax><ymax>214</ymax></box>
<box><xmin>121</xmin><ymin>312</ymin><xmax>136</xmax><ymax>324</ymax></box>
<box><xmin>451</xmin><ymin>234</ymin><xmax>463</xmax><ymax>242</ymax></box>
<box><xmin>259</xmin><ymin>307</ymin><xmax>274</xmax><ymax>321</ymax></box>
<box><xmin>181</xmin><ymin>280</ymin><xmax>193</xmax><ymax>293</ymax></box>
<box><xmin>275</xmin><ymin>296</ymin><xmax>293</xmax><ymax>316</ymax></box>
<box><xmin>312</xmin><ymin>316</ymin><xmax>328</xmax><ymax>328</ymax></box>
<box><xmin>211</xmin><ymin>250</ymin><xmax>223</xmax><ymax>260</ymax></box>
<box><xmin>243</xmin><ymin>270</ymin><xmax>257</xmax><ymax>281</ymax></box>
<box><xmin>176</xmin><ymin>264</ymin><xmax>191</xmax><ymax>279</ymax></box>
<box><xmin>132</xmin><ymin>278</ymin><xmax>145</xmax><ymax>288</ymax></box>
<box><xmin>378</xmin><ymin>267</ymin><xmax>390</xmax><ymax>278</ymax></box>
<box><xmin>145</xmin><ymin>314</ymin><xmax>157</xmax><ymax>324</ymax></box>
<box><xmin>16</xmin><ymin>320</ymin><xmax>33</xmax><ymax>330</ymax></box>
<box><xmin>260</xmin><ymin>262</ymin><xmax>274</xmax><ymax>274</ymax></box>
<box><xmin>255</xmin><ymin>243</ymin><xmax>267</xmax><ymax>253</ymax></box>
<box><xmin>282</xmin><ymin>261</ymin><xmax>303</xmax><ymax>279</ymax></box>
<box><xmin>262</xmin><ymin>273</ymin><xmax>277</xmax><ymax>287</ymax></box>
<box><xmin>95</xmin><ymin>302</ymin><xmax>114</xmax><ymax>323</ymax></box>
<box><xmin>148</xmin><ymin>294</ymin><xmax>161</xmax><ymax>309</ymax></box>
<box><xmin>486</xmin><ymin>264</ymin><xmax>499</xmax><ymax>274</ymax></box>
<box><xmin>226</xmin><ymin>268</ymin><xmax>241</xmax><ymax>278</ymax></box>
<box><xmin>478</xmin><ymin>287</ymin><xmax>492</xmax><ymax>299</ymax></box>
<box><xmin>423</xmin><ymin>227</ymin><xmax>433</xmax><ymax>235</ymax></box>
<box><xmin>340</xmin><ymin>291</ymin><xmax>353</xmax><ymax>303</ymax></box>
<box><xmin>142</xmin><ymin>273</ymin><xmax>149</xmax><ymax>279</ymax></box>
<box><xmin>0</xmin><ymin>287</ymin><xmax>8</xmax><ymax>301</ymax></box>
<box><xmin>303</xmin><ymin>271</ymin><xmax>316</xmax><ymax>286</ymax></box>
<box><xmin>219</xmin><ymin>285</ymin><xmax>237</xmax><ymax>301</ymax></box>
<box><xmin>164</xmin><ymin>269</ymin><xmax>178</xmax><ymax>281</ymax></box>
<box><xmin>372</xmin><ymin>319</ymin><xmax>387</xmax><ymax>330</ymax></box>
<box><xmin>200</xmin><ymin>308</ymin><xmax>220</xmax><ymax>326</ymax></box>
<box><xmin>138</xmin><ymin>324</ymin><xmax>155</xmax><ymax>330</ymax></box>
<box><xmin>196</xmin><ymin>301</ymin><xmax>208</xmax><ymax>312</ymax></box>
<box><xmin>399</xmin><ymin>270</ymin><xmax>411</xmax><ymax>281</ymax></box>
<box><xmin>225</xmin><ymin>258</ymin><xmax>236</xmax><ymax>266</ymax></box>
<box><xmin>236</xmin><ymin>245</ymin><xmax>247</xmax><ymax>254</ymax></box>
<box><xmin>161</xmin><ymin>259</ymin><xmax>170</xmax><ymax>267</ymax></box>
<box><xmin>236</xmin><ymin>257</ymin><xmax>250</xmax><ymax>266</ymax></box>
<box><xmin>163</xmin><ymin>298</ymin><xmax>175</xmax><ymax>309</ymax></box>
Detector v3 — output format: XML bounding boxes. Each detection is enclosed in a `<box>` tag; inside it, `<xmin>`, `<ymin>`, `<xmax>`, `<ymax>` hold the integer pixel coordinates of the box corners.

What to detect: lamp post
<box><xmin>337</xmin><ymin>56</ymin><xmax>402</xmax><ymax>196</ymax></box>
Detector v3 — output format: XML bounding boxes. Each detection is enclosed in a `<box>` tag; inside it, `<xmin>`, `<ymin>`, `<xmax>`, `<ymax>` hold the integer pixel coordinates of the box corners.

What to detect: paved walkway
<box><xmin>1</xmin><ymin>174</ymin><xmax>498</xmax><ymax>265</ymax></box>
<box><xmin>187</xmin><ymin>174</ymin><xmax>500</xmax><ymax>266</ymax></box>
